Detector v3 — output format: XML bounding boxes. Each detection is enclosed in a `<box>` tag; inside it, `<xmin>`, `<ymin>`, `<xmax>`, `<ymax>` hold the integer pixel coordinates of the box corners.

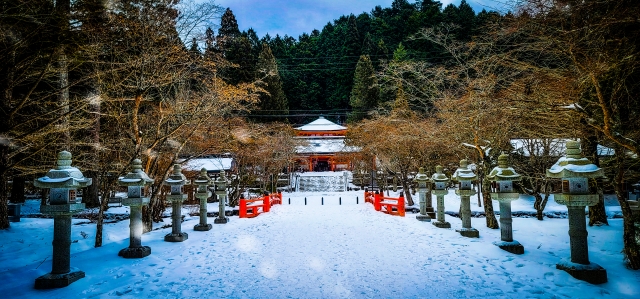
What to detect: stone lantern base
<box><xmin>416</xmin><ymin>214</ymin><xmax>431</xmax><ymax>222</ymax></box>
<box><xmin>34</xmin><ymin>267</ymin><xmax>85</xmax><ymax>289</ymax></box>
<box><xmin>493</xmin><ymin>240</ymin><xmax>524</xmax><ymax>255</ymax></box>
<box><xmin>118</xmin><ymin>246</ymin><xmax>151</xmax><ymax>259</ymax></box>
<box><xmin>425</xmin><ymin>207</ymin><xmax>436</xmax><ymax>219</ymax></box>
<box><xmin>456</xmin><ymin>228</ymin><xmax>479</xmax><ymax>238</ymax></box>
<box><xmin>164</xmin><ymin>232</ymin><xmax>188</xmax><ymax>242</ymax></box>
<box><xmin>433</xmin><ymin>221</ymin><xmax>451</xmax><ymax>228</ymax></box>
<box><xmin>194</xmin><ymin>223</ymin><xmax>212</xmax><ymax>231</ymax></box>
<box><xmin>214</xmin><ymin>217</ymin><xmax>229</xmax><ymax>224</ymax></box>
<box><xmin>556</xmin><ymin>259</ymin><xmax>607</xmax><ymax>284</ymax></box>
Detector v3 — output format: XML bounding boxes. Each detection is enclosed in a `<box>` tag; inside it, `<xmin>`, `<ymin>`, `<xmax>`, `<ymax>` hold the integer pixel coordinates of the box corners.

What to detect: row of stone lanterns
<box><xmin>414</xmin><ymin>140</ymin><xmax>607</xmax><ymax>284</ymax></box>
<box><xmin>33</xmin><ymin>152</ymin><xmax>230</xmax><ymax>289</ymax></box>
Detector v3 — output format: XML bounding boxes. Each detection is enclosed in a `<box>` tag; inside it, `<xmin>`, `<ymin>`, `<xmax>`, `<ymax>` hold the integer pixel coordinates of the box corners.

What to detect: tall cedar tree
<box><xmin>217</xmin><ymin>8</ymin><xmax>255</xmax><ymax>85</ymax></box>
<box><xmin>349</xmin><ymin>55</ymin><xmax>379</xmax><ymax>122</ymax></box>
<box><xmin>254</xmin><ymin>43</ymin><xmax>288</xmax><ymax>122</ymax></box>
<box><xmin>216</xmin><ymin>8</ymin><xmax>240</xmax><ymax>52</ymax></box>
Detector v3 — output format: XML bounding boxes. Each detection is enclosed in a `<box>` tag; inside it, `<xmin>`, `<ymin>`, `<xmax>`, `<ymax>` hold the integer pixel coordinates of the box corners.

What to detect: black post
<box><xmin>288</xmin><ymin>198</ymin><xmax>291</xmax><ymax>205</ymax></box>
<box><xmin>357</xmin><ymin>197</ymin><xmax>359</xmax><ymax>204</ymax></box>
<box><xmin>339</xmin><ymin>197</ymin><xmax>341</xmax><ymax>205</ymax></box>
<box><xmin>322</xmin><ymin>197</ymin><xmax>324</xmax><ymax>205</ymax></box>
<box><xmin>305</xmin><ymin>197</ymin><xmax>307</xmax><ymax>205</ymax></box>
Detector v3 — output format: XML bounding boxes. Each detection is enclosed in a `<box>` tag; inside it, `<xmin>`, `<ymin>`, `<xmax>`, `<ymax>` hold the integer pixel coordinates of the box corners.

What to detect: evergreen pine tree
<box><xmin>255</xmin><ymin>43</ymin><xmax>288</xmax><ymax>122</ymax></box>
<box><xmin>362</xmin><ymin>32</ymin><xmax>375</xmax><ymax>56</ymax></box>
<box><xmin>393</xmin><ymin>42</ymin><xmax>408</xmax><ymax>61</ymax></box>
<box><xmin>204</xmin><ymin>27</ymin><xmax>217</xmax><ymax>59</ymax></box>
<box><xmin>457</xmin><ymin>0</ymin><xmax>476</xmax><ymax>40</ymax></box>
<box><xmin>217</xmin><ymin>8</ymin><xmax>240</xmax><ymax>53</ymax></box>
<box><xmin>216</xmin><ymin>8</ymin><xmax>255</xmax><ymax>85</ymax></box>
<box><xmin>349</xmin><ymin>55</ymin><xmax>379</xmax><ymax>122</ymax></box>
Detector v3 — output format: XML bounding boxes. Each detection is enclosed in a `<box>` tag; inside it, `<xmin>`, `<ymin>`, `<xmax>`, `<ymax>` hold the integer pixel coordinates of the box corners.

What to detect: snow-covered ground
<box><xmin>1</xmin><ymin>190</ymin><xmax>638</xmax><ymax>298</ymax></box>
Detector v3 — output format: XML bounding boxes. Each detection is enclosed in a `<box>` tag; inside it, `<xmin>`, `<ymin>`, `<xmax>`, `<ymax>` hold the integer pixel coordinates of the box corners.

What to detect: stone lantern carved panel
<box><xmin>128</xmin><ymin>186</ymin><xmax>142</xmax><ymax>198</ymax></box>
<box><xmin>459</xmin><ymin>181</ymin><xmax>472</xmax><ymax>190</ymax></box>
<box><xmin>50</xmin><ymin>189</ymin><xmax>71</xmax><ymax>204</ymax></box>
<box><xmin>499</xmin><ymin>181</ymin><xmax>513</xmax><ymax>193</ymax></box>
<box><xmin>563</xmin><ymin>178</ymin><xmax>588</xmax><ymax>194</ymax></box>
<box><xmin>171</xmin><ymin>185</ymin><xmax>181</xmax><ymax>195</ymax></box>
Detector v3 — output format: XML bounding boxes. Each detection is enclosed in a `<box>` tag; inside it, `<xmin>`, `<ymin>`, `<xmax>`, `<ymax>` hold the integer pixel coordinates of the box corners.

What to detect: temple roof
<box><xmin>296</xmin><ymin>138</ymin><xmax>359</xmax><ymax>154</ymax></box>
<box><xmin>295</xmin><ymin>116</ymin><xmax>346</xmax><ymax>131</ymax></box>
<box><xmin>183</xmin><ymin>157</ymin><xmax>233</xmax><ymax>172</ymax></box>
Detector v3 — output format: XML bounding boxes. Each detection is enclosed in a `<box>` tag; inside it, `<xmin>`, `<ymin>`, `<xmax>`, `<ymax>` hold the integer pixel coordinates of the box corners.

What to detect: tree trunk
<box><xmin>482</xmin><ymin>179</ymin><xmax>499</xmax><ymax>229</ymax></box>
<box><xmin>533</xmin><ymin>193</ymin><xmax>545</xmax><ymax>220</ymax></box>
<box><xmin>533</xmin><ymin>181</ymin><xmax>551</xmax><ymax>221</ymax></box>
<box><xmin>143</xmin><ymin>185</ymin><xmax>166</xmax><ymax>233</ymax></box>
<box><xmin>588</xmin><ymin>178</ymin><xmax>609</xmax><ymax>226</ymax></box>
<box><xmin>9</xmin><ymin>175</ymin><xmax>25</xmax><ymax>204</ymax></box>
<box><xmin>84</xmin><ymin>86</ymin><xmax>101</xmax><ymax>208</ymax></box>
<box><xmin>94</xmin><ymin>184</ymin><xmax>110</xmax><ymax>248</ymax></box>
<box><xmin>583</xmin><ymin>133</ymin><xmax>608</xmax><ymax>225</ymax></box>
<box><xmin>400</xmin><ymin>172</ymin><xmax>414</xmax><ymax>206</ymax></box>
<box><xmin>84</xmin><ymin>171</ymin><xmax>100</xmax><ymax>208</ymax></box>
<box><xmin>94</xmin><ymin>173</ymin><xmax>117</xmax><ymax>248</ymax></box>
<box><xmin>613</xmin><ymin>151</ymin><xmax>640</xmax><ymax>269</ymax></box>
<box><xmin>588</xmin><ymin>192</ymin><xmax>609</xmax><ymax>226</ymax></box>
<box><xmin>0</xmin><ymin>143</ymin><xmax>9</xmax><ymax>229</ymax></box>
<box><xmin>56</xmin><ymin>0</ymin><xmax>71</xmax><ymax>146</ymax></box>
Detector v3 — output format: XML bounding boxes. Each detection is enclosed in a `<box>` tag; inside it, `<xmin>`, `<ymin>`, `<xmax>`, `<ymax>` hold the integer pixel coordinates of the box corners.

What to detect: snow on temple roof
<box><xmin>295</xmin><ymin>116</ymin><xmax>347</xmax><ymax>131</ymax></box>
<box><xmin>296</xmin><ymin>138</ymin><xmax>359</xmax><ymax>154</ymax></box>
<box><xmin>510</xmin><ymin>139</ymin><xmax>614</xmax><ymax>157</ymax></box>
<box><xmin>183</xmin><ymin>157</ymin><xmax>233</xmax><ymax>172</ymax></box>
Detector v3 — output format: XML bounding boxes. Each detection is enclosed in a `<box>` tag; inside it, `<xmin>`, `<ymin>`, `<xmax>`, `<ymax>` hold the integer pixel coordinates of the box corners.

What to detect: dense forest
<box><xmin>215</xmin><ymin>0</ymin><xmax>493</xmax><ymax>125</ymax></box>
<box><xmin>1</xmin><ymin>0</ymin><xmax>639</xmax><ymax>268</ymax></box>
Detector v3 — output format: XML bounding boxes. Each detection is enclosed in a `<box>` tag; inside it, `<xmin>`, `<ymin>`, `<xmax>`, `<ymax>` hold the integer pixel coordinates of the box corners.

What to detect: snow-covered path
<box><xmin>3</xmin><ymin>201</ymin><xmax>637</xmax><ymax>298</ymax></box>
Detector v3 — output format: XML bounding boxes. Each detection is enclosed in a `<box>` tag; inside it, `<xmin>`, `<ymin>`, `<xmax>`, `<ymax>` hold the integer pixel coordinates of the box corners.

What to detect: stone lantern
<box><xmin>487</xmin><ymin>154</ymin><xmax>523</xmax><ymax>254</ymax></box>
<box><xmin>214</xmin><ymin>171</ymin><xmax>229</xmax><ymax>224</ymax></box>
<box><xmin>117</xmin><ymin>158</ymin><xmax>153</xmax><ymax>258</ymax></box>
<box><xmin>193</xmin><ymin>168</ymin><xmax>212</xmax><ymax>231</ymax></box>
<box><xmin>452</xmin><ymin>159</ymin><xmax>478</xmax><ymax>238</ymax></box>
<box><xmin>546</xmin><ymin>140</ymin><xmax>607</xmax><ymax>284</ymax></box>
<box><xmin>431</xmin><ymin>165</ymin><xmax>451</xmax><ymax>228</ymax></box>
<box><xmin>163</xmin><ymin>164</ymin><xmax>188</xmax><ymax>242</ymax></box>
<box><xmin>415</xmin><ymin>167</ymin><xmax>431</xmax><ymax>222</ymax></box>
<box><xmin>33</xmin><ymin>151</ymin><xmax>92</xmax><ymax>289</ymax></box>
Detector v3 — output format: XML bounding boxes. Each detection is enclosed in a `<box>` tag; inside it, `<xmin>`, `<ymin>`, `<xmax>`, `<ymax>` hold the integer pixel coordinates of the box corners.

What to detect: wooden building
<box><xmin>294</xmin><ymin>116</ymin><xmax>358</xmax><ymax>172</ymax></box>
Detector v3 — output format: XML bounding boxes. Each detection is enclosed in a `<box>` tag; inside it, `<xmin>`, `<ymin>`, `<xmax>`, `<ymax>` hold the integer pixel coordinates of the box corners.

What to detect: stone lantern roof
<box><xmin>193</xmin><ymin>168</ymin><xmax>212</xmax><ymax>185</ymax></box>
<box><xmin>452</xmin><ymin>159</ymin><xmax>477</xmax><ymax>181</ymax></box>
<box><xmin>414</xmin><ymin>167</ymin><xmax>429</xmax><ymax>182</ymax></box>
<box><xmin>165</xmin><ymin>164</ymin><xmax>186</xmax><ymax>185</ymax></box>
<box><xmin>487</xmin><ymin>154</ymin><xmax>521</xmax><ymax>182</ymax></box>
<box><xmin>118</xmin><ymin>159</ymin><xmax>153</xmax><ymax>186</ymax></box>
<box><xmin>34</xmin><ymin>151</ymin><xmax>92</xmax><ymax>189</ymax></box>
<box><xmin>546</xmin><ymin>140</ymin><xmax>604</xmax><ymax>179</ymax></box>
<box><xmin>431</xmin><ymin>165</ymin><xmax>449</xmax><ymax>182</ymax></box>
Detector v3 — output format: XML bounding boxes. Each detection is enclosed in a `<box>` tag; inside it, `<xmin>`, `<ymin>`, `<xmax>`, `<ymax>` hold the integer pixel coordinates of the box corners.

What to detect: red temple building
<box><xmin>294</xmin><ymin>116</ymin><xmax>358</xmax><ymax>172</ymax></box>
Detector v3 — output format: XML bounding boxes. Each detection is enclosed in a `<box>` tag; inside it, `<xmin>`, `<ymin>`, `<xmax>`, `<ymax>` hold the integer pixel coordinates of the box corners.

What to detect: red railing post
<box><xmin>263</xmin><ymin>194</ymin><xmax>270</xmax><ymax>213</ymax></box>
<box><xmin>374</xmin><ymin>191</ymin><xmax>382</xmax><ymax>211</ymax></box>
<box><xmin>398</xmin><ymin>192</ymin><xmax>405</xmax><ymax>217</ymax></box>
<box><xmin>239</xmin><ymin>198</ymin><xmax>247</xmax><ymax>218</ymax></box>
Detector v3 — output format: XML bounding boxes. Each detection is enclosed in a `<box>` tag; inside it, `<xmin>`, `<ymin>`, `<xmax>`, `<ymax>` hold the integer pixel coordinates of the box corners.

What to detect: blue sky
<box><xmin>212</xmin><ymin>0</ymin><xmax>504</xmax><ymax>39</ymax></box>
